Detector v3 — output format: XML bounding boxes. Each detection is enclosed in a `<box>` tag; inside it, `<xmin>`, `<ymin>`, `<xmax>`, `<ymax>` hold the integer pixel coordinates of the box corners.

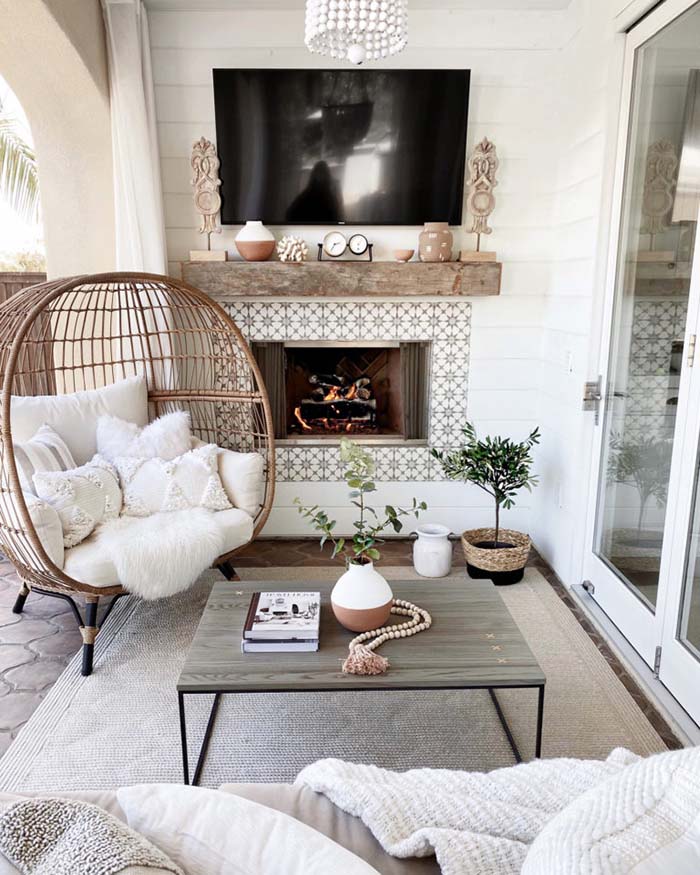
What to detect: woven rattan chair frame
<box><xmin>0</xmin><ymin>272</ymin><xmax>275</xmax><ymax>674</ymax></box>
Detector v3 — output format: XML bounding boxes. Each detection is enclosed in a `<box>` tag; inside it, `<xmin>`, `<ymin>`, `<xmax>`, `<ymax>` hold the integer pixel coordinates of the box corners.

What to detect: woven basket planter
<box><xmin>461</xmin><ymin>528</ymin><xmax>531</xmax><ymax>573</ymax></box>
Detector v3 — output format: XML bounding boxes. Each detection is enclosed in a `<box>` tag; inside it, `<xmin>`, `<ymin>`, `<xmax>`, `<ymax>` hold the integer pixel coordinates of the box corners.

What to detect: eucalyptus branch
<box><xmin>295</xmin><ymin>439</ymin><xmax>427</xmax><ymax>565</ymax></box>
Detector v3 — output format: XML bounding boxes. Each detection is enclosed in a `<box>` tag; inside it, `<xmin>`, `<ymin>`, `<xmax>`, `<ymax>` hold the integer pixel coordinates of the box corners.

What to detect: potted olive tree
<box><xmin>295</xmin><ymin>439</ymin><xmax>427</xmax><ymax>631</ymax></box>
<box><xmin>432</xmin><ymin>423</ymin><xmax>540</xmax><ymax>585</ymax></box>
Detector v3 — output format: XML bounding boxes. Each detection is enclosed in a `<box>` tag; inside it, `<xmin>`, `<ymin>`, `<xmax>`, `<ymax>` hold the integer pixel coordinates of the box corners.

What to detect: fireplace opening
<box><xmin>252</xmin><ymin>341</ymin><xmax>430</xmax><ymax>442</ymax></box>
<box><xmin>287</xmin><ymin>346</ymin><xmax>402</xmax><ymax>437</ymax></box>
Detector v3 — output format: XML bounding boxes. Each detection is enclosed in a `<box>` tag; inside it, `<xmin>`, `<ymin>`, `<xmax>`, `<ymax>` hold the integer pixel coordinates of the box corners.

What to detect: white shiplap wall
<box><xmin>148</xmin><ymin>3</ymin><xmax>620</xmax><ymax>582</ymax></box>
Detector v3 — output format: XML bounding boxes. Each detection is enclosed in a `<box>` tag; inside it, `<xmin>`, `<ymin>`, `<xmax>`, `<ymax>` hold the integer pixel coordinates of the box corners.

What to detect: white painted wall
<box><xmin>148</xmin><ymin>2</ymin><xmax>624</xmax><ymax>581</ymax></box>
<box><xmin>529</xmin><ymin>0</ymin><xmax>624</xmax><ymax>584</ymax></box>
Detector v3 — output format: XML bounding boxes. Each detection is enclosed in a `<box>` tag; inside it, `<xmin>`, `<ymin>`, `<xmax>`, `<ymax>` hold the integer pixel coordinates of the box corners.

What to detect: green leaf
<box><xmin>366</xmin><ymin>548</ymin><xmax>381</xmax><ymax>561</ymax></box>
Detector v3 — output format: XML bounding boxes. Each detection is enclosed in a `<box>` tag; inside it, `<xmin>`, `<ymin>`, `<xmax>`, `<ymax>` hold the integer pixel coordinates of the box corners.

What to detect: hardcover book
<box><xmin>243</xmin><ymin>591</ymin><xmax>321</xmax><ymax>641</ymax></box>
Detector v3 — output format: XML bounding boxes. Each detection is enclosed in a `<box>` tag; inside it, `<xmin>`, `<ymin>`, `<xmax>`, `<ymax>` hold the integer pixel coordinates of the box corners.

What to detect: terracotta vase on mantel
<box><xmin>419</xmin><ymin>222</ymin><xmax>453</xmax><ymax>262</ymax></box>
<box><xmin>235</xmin><ymin>220</ymin><xmax>276</xmax><ymax>261</ymax></box>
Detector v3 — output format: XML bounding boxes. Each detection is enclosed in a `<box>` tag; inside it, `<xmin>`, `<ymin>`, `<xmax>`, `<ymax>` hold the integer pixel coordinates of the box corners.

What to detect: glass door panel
<box><xmin>594</xmin><ymin>4</ymin><xmax>700</xmax><ymax>614</ymax></box>
<box><xmin>679</xmin><ymin>460</ymin><xmax>700</xmax><ymax>656</ymax></box>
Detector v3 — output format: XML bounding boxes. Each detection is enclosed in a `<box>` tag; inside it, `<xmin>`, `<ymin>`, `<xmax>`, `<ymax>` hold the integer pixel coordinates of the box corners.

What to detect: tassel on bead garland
<box><xmin>342</xmin><ymin>599</ymin><xmax>432</xmax><ymax>676</ymax></box>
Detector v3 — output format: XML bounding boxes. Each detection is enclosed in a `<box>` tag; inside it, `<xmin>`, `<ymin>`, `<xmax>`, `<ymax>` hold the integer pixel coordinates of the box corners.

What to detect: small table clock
<box><xmin>318</xmin><ymin>232</ymin><xmax>373</xmax><ymax>262</ymax></box>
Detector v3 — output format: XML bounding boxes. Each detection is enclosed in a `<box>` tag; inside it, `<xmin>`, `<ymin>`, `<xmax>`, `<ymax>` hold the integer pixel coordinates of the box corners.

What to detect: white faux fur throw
<box><xmin>296</xmin><ymin>750</ymin><xmax>640</xmax><ymax>875</ymax></box>
<box><xmin>98</xmin><ymin>508</ymin><xmax>224</xmax><ymax>599</ymax></box>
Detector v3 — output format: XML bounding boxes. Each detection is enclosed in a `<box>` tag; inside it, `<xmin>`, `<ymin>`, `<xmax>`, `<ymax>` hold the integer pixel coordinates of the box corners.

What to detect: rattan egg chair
<box><xmin>0</xmin><ymin>272</ymin><xmax>275</xmax><ymax>674</ymax></box>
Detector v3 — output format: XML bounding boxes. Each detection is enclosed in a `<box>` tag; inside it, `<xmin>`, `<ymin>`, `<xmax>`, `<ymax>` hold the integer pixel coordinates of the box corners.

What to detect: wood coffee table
<box><xmin>177</xmin><ymin>578</ymin><xmax>546</xmax><ymax>785</ymax></box>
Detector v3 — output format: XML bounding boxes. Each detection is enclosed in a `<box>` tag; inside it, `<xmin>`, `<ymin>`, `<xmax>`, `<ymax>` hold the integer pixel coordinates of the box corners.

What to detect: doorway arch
<box><xmin>0</xmin><ymin>0</ymin><xmax>115</xmax><ymax>277</ymax></box>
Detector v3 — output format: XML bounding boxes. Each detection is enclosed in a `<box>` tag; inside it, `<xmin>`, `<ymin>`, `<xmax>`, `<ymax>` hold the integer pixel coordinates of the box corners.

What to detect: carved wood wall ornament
<box><xmin>640</xmin><ymin>139</ymin><xmax>678</xmax><ymax>244</ymax></box>
<box><xmin>191</xmin><ymin>137</ymin><xmax>222</xmax><ymax>247</ymax></box>
<box><xmin>467</xmin><ymin>138</ymin><xmax>499</xmax><ymax>247</ymax></box>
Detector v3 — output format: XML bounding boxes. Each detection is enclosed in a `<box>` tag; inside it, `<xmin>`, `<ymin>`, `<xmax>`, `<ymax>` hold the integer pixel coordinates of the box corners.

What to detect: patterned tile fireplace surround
<box><xmin>222</xmin><ymin>299</ymin><xmax>471</xmax><ymax>482</ymax></box>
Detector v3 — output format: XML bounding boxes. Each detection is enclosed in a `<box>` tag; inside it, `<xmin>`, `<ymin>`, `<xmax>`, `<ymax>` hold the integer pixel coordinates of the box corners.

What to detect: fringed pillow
<box><xmin>115</xmin><ymin>444</ymin><xmax>233</xmax><ymax>518</ymax></box>
<box><xmin>33</xmin><ymin>456</ymin><xmax>122</xmax><ymax>548</ymax></box>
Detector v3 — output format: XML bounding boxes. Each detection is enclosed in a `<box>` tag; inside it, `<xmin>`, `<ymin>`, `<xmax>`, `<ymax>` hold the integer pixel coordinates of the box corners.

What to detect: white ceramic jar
<box><xmin>413</xmin><ymin>524</ymin><xmax>452</xmax><ymax>578</ymax></box>
<box><xmin>331</xmin><ymin>561</ymin><xmax>394</xmax><ymax>632</ymax></box>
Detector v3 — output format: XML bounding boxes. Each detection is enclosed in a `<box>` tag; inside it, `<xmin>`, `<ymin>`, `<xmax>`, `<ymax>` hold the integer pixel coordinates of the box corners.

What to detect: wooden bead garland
<box><xmin>342</xmin><ymin>599</ymin><xmax>432</xmax><ymax>676</ymax></box>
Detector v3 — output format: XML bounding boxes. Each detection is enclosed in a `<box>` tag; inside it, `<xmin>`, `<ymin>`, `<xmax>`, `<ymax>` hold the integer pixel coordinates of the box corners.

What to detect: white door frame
<box><xmin>581</xmin><ymin>0</ymin><xmax>700</xmax><ymax>668</ymax></box>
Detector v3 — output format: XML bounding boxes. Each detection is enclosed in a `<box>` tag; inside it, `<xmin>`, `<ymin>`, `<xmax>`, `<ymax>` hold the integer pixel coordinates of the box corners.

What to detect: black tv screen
<box><xmin>213</xmin><ymin>69</ymin><xmax>470</xmax><ymax>226</ymax></box>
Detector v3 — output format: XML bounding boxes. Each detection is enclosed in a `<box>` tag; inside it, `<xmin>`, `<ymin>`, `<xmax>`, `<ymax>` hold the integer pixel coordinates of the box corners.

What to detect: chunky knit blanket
<box><xmin>296</xmin><ymin>749</ymin><xmax>640</xmax><ymax>874</ymax></box>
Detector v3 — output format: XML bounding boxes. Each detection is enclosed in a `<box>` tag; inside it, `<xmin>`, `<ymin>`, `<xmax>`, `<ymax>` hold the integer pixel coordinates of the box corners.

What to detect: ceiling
<box><xmin>145</xmin><ymin>0</ymin><xmax>573</xmax><ymax>10</ymax></box>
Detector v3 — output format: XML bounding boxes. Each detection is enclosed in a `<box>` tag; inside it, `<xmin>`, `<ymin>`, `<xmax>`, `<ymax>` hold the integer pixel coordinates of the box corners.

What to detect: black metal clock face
<box><xmin>348</xmin><ymin>233</ymin><xmax>369</xmax><ymax>255</ymax></box>
<box><xmin>323</xmin><ymin>231</ymin><xmax>347</xmax><ymax>257</ymax></box>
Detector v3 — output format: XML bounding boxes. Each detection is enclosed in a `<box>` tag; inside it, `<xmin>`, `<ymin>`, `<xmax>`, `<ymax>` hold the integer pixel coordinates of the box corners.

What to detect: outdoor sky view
<box><xmin>0</xmin><ymin>74</ymin><xmax>44</xmax><ymax>269</ymax></box>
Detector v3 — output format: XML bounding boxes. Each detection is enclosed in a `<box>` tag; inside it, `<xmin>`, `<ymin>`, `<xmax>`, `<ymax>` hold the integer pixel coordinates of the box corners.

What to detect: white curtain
<box><xmin>102</xmin><ymin>0</ymin><xmax>167</xmax><ymax>273</ymax></box>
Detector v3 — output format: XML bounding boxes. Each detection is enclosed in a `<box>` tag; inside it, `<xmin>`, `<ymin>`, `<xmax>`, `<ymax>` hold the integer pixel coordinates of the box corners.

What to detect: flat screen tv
<box><xmin>213</xmin><ymin>69</ymin><xmax>470</xmax><ymax>226</ymax></box>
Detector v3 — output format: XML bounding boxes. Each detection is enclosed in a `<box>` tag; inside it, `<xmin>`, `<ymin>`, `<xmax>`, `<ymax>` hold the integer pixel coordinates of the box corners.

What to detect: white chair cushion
<box><xmin>33</xmin><ymin>457</ymin><xmax>122</xmax><ymax>548</ymax></box>
<box><xmin>10</xmin><ymin>375</ymin><xmax>148</xmax><ymax>466</ymax></box>
<box><xmin>522</xmin><ymin>747</ymin><xmax>700</xmax><ymax>875</ymax></box>
<box><xmin>63</xmin><ymin>507</ymin><xmax>254</xmax><ymax>588</ymax></box>
<box><xmin>12</xmin><ymin>424</ymin><xmax>76</xmax><ymax>494</ymax></box>
<box><xmin>115</xmin><ymin>445</ymin><xmax>232</xmax><ymax>517</ymax></box>
<box><xmin>97</xmin><ymin>411</ymin><xmax>192</xmax><ymax>463</ymax></box>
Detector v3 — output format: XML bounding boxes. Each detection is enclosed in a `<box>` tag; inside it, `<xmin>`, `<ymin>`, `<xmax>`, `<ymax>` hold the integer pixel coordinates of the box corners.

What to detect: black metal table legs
<box><xmin>178</xmin><ymin>684</ymin><xmax>545</xmax><ymax>785</ymax></box>
<box><xmin>178</xmin><ymin>692</ymin><xmax>221</xmax><ymax>785</ymax></box>
<box><xmin>489</xmin><ymin>684</ymin><xmax>545</xmax><ymax>763</ymax></box>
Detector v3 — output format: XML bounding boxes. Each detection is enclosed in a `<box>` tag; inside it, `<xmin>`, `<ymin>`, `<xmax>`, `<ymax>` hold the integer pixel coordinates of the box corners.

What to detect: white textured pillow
<box><xmin>97</xmin><ymin>411</ymin><xmax>191</xmax><ymax>463</ymax></box>
<box><xmin>117</xmin><ymin>784</ymin><xmax>379</xmax><ymax>875</ymax></box>
<box><xmin>522</xmin><ymin>747</ymin><xmax>700</xmax><ymax>875</ymax></box>
<box><xmin>12</xmin><ymin>424</ymin><xmax>76</xmax><ymax>494</ymax></box>
<box><xmin>33</xmin><ymin>456</ymin><xmax>122</xmax><ymax>548</ymax></box>
<box><xmin>115</xmin><ymin>444</ymin><xmax>233</xmax><ymax>517</ymax></box>
<box><xmin>11</xmin><ymin>375</ymin><xmax>148</xmax><ymax>466</ymax></box>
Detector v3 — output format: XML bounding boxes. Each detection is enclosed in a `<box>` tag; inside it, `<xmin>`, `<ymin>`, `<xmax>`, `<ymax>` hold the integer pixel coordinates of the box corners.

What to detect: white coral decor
<box><xmin>277</xmin><ymin>235</ymin><xmax>308</xmax><ymax>263</ymax></box>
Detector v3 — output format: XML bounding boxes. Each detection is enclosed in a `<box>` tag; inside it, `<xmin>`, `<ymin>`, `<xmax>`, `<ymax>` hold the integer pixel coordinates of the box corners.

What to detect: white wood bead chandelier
<box><xmin>305</xmin><ymin>0</ymin><xmax>408</xmax><ymax>65</ymax></box>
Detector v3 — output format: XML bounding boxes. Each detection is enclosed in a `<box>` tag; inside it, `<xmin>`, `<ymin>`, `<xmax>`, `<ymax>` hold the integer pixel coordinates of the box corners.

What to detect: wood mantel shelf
<box><xmin>181</xmin><ymin>259</ymin><xmax>501</xmax><ymax>298</ymax></box>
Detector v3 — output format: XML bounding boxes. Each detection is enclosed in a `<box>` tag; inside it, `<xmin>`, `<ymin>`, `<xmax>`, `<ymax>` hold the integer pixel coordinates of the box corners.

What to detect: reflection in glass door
<box><xmin>594</xmin><ymin>3</ymin><xmax>700</xmax><ymax>618</ymax></box>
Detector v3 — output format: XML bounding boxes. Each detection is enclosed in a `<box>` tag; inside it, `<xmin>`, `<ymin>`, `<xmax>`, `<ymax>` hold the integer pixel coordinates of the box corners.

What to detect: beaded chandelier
<box><xmin>305</xmin><ymin>0</ymin><xmax>408</xmax><ymax>65</ymax></box>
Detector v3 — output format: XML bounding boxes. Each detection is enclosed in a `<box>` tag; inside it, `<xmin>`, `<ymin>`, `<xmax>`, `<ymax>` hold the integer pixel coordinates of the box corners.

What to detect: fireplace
<box><xmin>253</xmin><ymin>341</ymin><xmax>430</xmax><ymax>442</ymax></box>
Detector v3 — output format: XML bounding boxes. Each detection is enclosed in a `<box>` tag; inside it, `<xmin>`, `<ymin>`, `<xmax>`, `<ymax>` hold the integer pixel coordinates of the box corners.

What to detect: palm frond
<box><xmin>0</xmin><ymin>113</ymin><xmax>40</xmax><ymax>224</ymax></box>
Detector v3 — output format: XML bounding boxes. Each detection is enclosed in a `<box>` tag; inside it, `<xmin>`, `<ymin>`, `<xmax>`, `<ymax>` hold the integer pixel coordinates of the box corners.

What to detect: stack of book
<box><xmin>242</xmin><ymin>591</ymin><xmax>320</xmax><ymax>653</ymax></box>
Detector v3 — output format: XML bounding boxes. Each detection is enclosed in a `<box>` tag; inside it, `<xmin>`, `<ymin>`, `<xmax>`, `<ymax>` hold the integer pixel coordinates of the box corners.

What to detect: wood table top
<box><xmin>177</xmin><ymin>579</ymin><xmax>546</xmax><ymax>694</ymax></box>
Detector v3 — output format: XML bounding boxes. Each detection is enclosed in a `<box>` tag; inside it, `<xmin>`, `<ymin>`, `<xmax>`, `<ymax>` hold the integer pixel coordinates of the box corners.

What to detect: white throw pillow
<box><xmin>33</xmin><ymin>456</ymin><xmax>122</xmax><ymax>548</ymax></box>
<box><xmin>10</xmin><ymin>375</ymin><xmax>148</xmax><ymax>466</ymax></box>
<box><xmin>97</xmin><ymin>411</ymin><xmax>192</xmax><ymax>463</ymax></box>
<box><xmin>115</xmin><ymin>445</ymin><xmax>233</xmax><ymax>517</ymax></box>
<box><xmin>522</xmin><ymin>747</ymin><xmax>700</xmax><ymax>875</ymax></box>
<box><xmin>12</xmin><ymin>424</ymin><xmax>76</xmax><ymax>494</ymax></box>
<box><xmin>117</xmin><ymin>784</ymin><xmax>379</xmax><ymax>875</ymax></box>
<box><xmin>22</xmin><ymin>492</ymin><xmax>65</xmax><ymax>568</ymax></box>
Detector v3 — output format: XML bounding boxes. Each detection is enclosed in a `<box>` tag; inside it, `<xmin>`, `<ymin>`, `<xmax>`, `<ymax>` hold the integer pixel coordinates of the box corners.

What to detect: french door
<box><xmin>584</xmin><ymin>0</ymin><xmax>700</xmax><ymax>722</ymax></box>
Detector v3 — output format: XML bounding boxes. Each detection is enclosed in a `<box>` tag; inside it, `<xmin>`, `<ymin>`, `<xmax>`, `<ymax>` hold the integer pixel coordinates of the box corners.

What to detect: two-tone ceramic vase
<box><xmin>234</xmin><ymin>220</ymin><xmax>275</xmax><ymax>261</ymax></box>
<box><xmin>331</xmin><ymin>561</ymin><xmax>393</xmax><ymax>633</ymax></box>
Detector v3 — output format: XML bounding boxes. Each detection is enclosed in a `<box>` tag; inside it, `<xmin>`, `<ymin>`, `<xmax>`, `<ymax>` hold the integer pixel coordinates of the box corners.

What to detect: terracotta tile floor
<box><xmin>0</xmin><ymin>540</ymin><xmax>681</xmax><ymax>758</ymax></box>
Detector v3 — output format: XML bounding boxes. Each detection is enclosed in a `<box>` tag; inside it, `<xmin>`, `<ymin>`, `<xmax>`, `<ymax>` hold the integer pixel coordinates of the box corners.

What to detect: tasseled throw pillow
<box><xmin>115</xmin><ymin>444</ymin><xmax>233</xmax><ymax>517</ymax></box>
<box><xmin>33</xmin><ymin>456</ymin><xmax>122</xmax><ymax>548</ymax></box>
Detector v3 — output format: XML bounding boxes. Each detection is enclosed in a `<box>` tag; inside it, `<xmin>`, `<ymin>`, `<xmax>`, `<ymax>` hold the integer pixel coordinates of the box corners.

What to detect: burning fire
<box><xmin>321</xmin><ymin>382</ymin><xmax>357</xmax><ymax>402</ymax></box>
<box><xmin>294</xmin><ymin>407</ymin><xmax>312</xmax><ymax>431</ymax></box>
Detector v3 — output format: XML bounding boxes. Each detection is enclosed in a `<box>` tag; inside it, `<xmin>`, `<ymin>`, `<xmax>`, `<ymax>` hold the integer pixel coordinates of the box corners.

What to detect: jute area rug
<box><xmin>0</xmin><ymin>567</ymin><xmax>665</xmax><ymax>791</ymax></box>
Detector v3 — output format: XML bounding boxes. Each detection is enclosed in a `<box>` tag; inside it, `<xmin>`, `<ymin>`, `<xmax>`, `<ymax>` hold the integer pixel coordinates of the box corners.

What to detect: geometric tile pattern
<box><xmin>222</xmin><ymin>300</ymin><xmax>471</xmax><ymax>481</ymax></box>
<box><xmin>618</xmin><ymin>299</ymin><xmax>687</xmax><ymax>441</ymax></box>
